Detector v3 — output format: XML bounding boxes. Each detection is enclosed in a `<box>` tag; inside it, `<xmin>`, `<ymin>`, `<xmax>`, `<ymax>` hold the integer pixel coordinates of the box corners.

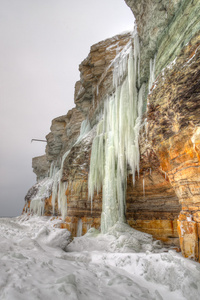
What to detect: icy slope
<box><xmin>0</xmin><ymin>216</ymin><xmax>199</xmax><ymax>300</ymax></box>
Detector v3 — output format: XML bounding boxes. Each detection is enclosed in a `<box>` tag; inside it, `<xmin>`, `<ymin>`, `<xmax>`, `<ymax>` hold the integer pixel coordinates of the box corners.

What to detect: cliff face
<box><xmin>125</xmin><ymin>0</ymin><xmax>200</xmax><ymax>79</ymax></box>
<box><xmin>25</xmin><ymin>0</ymin><xmax>200</xmax><ymax>260</ymax></box>
<box><xmin>148</xmin><ymin>33</ymin><xmax>200</xmax><ymax>259</ymax></box>
<box><xmin>125</xmin><ymin>0</ymin><xmax>200</xmax><ymax>259</ymax></box>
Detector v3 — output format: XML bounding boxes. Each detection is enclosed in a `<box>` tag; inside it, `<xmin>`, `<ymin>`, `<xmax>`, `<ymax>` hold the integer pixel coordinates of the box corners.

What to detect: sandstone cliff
<box><xmin>24</xmin><ymin>0</ymin><xmax>200</xmax><ymax>261</ymax></box>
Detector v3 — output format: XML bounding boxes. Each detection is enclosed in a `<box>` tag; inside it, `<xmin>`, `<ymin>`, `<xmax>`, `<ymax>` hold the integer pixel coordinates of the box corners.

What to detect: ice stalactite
<box><xmin>57</xmin><ymin>181</ymin><xmax>68</xmax><ymax>220</ymax></box>
<box><xmin>89</xmin><ymin>31</ymin><xmax>144</xmax><ymax>233</ymax></box>
<box><xmin>51</xmin><ymin>170</ymin><xmax>60</xmax><ymax>215</ymax></box>
<box><xmin>57</xmin><ymin>150</ymin><xmax>70</xmax><ymax>220</ymax></box>
<box><xmin>30</xmin><ymin>199</ymin><xmax>45</xmax><ymax>216</ymax></box>
<box><xmin>42</xmin><ymin>149</ymin><xmax>70</xmax><ymax>219</ymax></box>
<box><xmin>143</xmin><ymin>177</ymin><xmax>145</xmax><ymax>197</ymax></box>
<box><xmin>75</xmin><ymin>119</ymin><xmax>91</xmax><ymax>145</ymax></box>
<box><xmin>49</xmin><ymin>162</ymin><xmax>54</xmax><ymax>178</ymax></box>
<box><xmin>88</xmin><ymin>120</ymin><xmax>105</xmax><ymax>211</ymax></box>
<box><xmin>148</xmin><ymin>55</ymin><xmax>156</xmax><ymax>93</ymax></box>
<box><xmin>49</xmin><ymin>160</ymin><xmax>60</xmax><ymax>178</ymax></box>
<box><xmin>77</xmin><ymin>219</ymin><xmax>83</xmax><ymax>237</ymax></box>
<box><xmin>49</xmin><ymin>160</ymin><xmax>61</xmax><ymax>215</ymax></box>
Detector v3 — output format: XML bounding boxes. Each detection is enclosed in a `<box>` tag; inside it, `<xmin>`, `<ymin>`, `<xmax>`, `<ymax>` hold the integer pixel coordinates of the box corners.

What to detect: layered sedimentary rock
<box><xmin>148</xmin><ymin>33</ymin><xmax>200</xmax><ymax>260</ymax></box>
<box><xmin>46</xmin><ymin>108</ymin><xmax>85</xmax><ymax>164</ymax></box>
<box><xmin>75</xmin><ymin>32</ymin><xmax>133</xmax><ymax>121</ymax></box>
<box><xmin>24</xmin><ymin>0</ymin><xmax>200</xmax><ymax>260</ymax></box>
<box><xmin>32</xmin><ymin>155</ymin><xmax>49</xmax><ymax>182</ymax></box>
<box><xmin>125</xmin><ymin>0</ymin><xmax>200</xmax><ymax>260</ymax></box>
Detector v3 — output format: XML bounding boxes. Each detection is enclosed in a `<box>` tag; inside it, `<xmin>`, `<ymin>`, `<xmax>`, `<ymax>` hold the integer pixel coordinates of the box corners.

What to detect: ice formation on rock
<box><xmin>51</xmin><ymin>170</ymin><xmax>60</xmax><ymax>215</ymax></box>
<box><xmin>50</xmin><ymin>119</ymin><xmax>91</xmax><ymax>219</ymax></box>
<box><xmin>148</xmin><ymin>55</ymin><xmax>156</xmax><ymax>93</ymax></box>
<box><xmin>75</xmin><ymin>118</ymin><xmax>91</xmax><ymax>145</ymax></box>
<box><xmin>143</xmin><ymin>177</ymin><xmax>145</xmax><ymax>197</ymax></box>
<box><xmin>29</xmin><ymin>118</ymin><xmax>92</xmax><ymax>219</ymax></box>
<box><xmin>57</xmin><ymin>150</ymin><xmax>70</xmax><ymax>219</ymax></box>
<box><xmin>77</xmin><ymin>219</ymin><xmax>83</xmax><ymax>237</ymax></box>
<box><xmin>29</xmin><ymin>31</ymin><xmax>157</xmax><ymax>228</ymax></box>
<box><xmin>29</xmin><ymin>178</ymin><xmax>53</xmax><ymax>216</ymax></box>
<box><xmin>88</xmin><ymin>31</ymin><xmax>144</xmax><ymax>233</ymax></box>
<box><xmin>29</xmin><ymin>150</ymin><xmax>69</xmax><ymax>219</ymax></box>
<box><xmin>66</xmin><ymin>221</ymin><xmax>162</xmax><ymax>253</ymax></box>
<box><xmin>49</xmin><ymin>161</ymin><xmax>59</xmax><ymax>178</ymax></box>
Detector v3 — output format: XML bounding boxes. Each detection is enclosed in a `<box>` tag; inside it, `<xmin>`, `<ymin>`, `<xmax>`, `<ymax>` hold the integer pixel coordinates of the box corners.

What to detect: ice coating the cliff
<box><xmin>88</xmin><ymin>31</ymin><xmax>145</xmax><ymax>233</ymax></box>
<box><xmin>29</xmin><ymin>178</ymin><xmax>53</xmax><ymax>216</ymax></box>
<box><xmin>24</xmin><ymin>0</ymin><xmax>200</xmax><ymax>262</ymax></box>
<box><xmin>28</xmin><ymin>116</ymin><xmax>92</xmax><ymax>220</ymax></box>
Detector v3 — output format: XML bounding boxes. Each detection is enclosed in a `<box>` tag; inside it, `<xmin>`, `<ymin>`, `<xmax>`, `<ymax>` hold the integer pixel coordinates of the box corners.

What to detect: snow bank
<box><xmin>67</xmin><ymin>222</ymin><xmax>162</xmax><ymax>253</ymax></box>
<box><xmin>0</xmin><ymin>215</ymin><xmax>200</xmax><ymax>300</ymax></box>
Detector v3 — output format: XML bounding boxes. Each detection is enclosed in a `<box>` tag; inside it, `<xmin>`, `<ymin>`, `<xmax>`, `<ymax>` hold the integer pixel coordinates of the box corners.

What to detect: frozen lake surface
<box><xmin>0</xmin><ymin>215</ymin><xmax>199</xmax><ymax>300</ymax></box>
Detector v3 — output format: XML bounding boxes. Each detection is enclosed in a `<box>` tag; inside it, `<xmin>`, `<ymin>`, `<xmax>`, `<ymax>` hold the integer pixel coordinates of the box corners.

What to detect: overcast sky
<box><xmin>0</xmin><ymin>0</ymin><xmax>134</xmax><ymax>217</ymax></box>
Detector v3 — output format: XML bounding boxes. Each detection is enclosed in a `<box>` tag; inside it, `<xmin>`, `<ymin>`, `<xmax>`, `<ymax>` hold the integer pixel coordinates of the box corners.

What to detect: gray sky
<box><xmin>0</xmin><ymin>0</ymin><xmax>134</xmax><ymax>217</ymax></box>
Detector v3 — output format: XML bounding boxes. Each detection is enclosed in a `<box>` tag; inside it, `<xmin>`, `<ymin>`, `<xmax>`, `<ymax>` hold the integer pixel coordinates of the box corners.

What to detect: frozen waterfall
<box><xmin>88</xmin><ymin>32</ymin><xmax>144</xmax><ymax>233</ymax></box>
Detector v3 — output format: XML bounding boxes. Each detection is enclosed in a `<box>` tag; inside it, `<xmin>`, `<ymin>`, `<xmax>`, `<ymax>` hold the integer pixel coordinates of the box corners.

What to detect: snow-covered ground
<box><xmin>0</xmin><ymin>215</ymin><xmax>199</xmax><ymax>300</ymax></box>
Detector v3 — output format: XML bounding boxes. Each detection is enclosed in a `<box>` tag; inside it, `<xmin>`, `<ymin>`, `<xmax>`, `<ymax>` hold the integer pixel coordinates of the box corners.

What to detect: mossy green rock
<box><xmin>125</xmin><ymin>0</ymin><xmax>200</xmax><ymax>82</ymax></box>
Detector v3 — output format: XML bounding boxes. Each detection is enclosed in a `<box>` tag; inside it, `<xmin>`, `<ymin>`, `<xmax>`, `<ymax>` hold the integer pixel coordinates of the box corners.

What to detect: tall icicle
<box><xmin>51</xmin><ymin>170</ymin><xmax>60</xmax><ymax>215</ymax></box>
<box><xmin>57</xmin><ymin>150</ymin><xmax>70</xmax><ymax>220</ymax></box>
<box><xmin>88</xmin><ymin>31</ymin><xmax>143</xmax><ymax>233</ymax></box>
<box><xmin>148</xmin><ymin>55</ymin><xmax>156</xmax><ymax>93</ymax></box>
<box><xmin>77</xmin><ymin>219</ymin><xmax>83</xmax><ymax>237</ymax></box>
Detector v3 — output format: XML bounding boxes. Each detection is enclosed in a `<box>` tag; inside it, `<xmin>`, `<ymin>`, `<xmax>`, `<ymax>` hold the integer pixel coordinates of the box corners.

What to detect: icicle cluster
<box><xmin>56</xmin><ymin>150</ymin><xmax>70</xmax><ymax>219</ymax></box>
<box><xmin>30</xmin><ymin>118</ymin><xmax>91</xmax><ymax>219</ymax></box>
<box><xmin>29</xmin><ymin>178</ymin><xmax>53</xmax><ymax>216</ymax></box>
<box><xmin>30</xmin><ymin>199</ymin><xmax>45</xmax><ymax>216</ymax></box>
<box><xmin>88</xmin><ymin>32</ymin><xmax>144</xmax><ymax>233</ymax></box>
